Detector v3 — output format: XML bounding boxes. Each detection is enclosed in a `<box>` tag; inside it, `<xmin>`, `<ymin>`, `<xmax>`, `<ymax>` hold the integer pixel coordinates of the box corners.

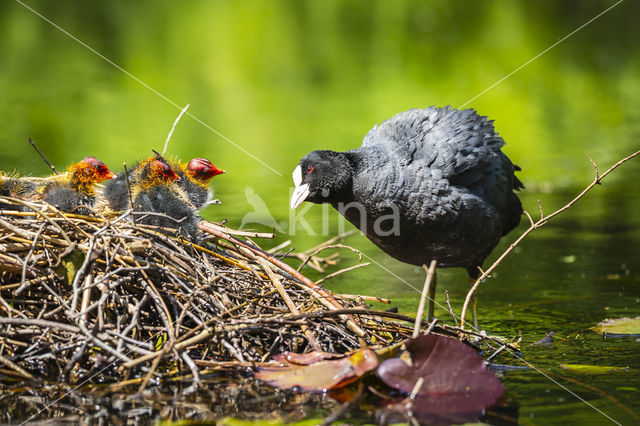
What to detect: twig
<box><xmin>413</xmin><ymin>260</ymin><xmax>437</xmax><ymax>338</ymax></box>
<box><xmin>162</xmin><ymin>103</ymin><xmax>190</xmax><ymax>156</ymax></box>
<box><xmin>444</xmin><ymin>290</ymin><xmax>459</xmax><ymax>326</ymax></box>
<box><xmin>425</xmin><ymin>318</ymin><xmax>439</xmax><ymax>335</ymax></box>
<box><xmin>0</xmin><ymin>353</ymin><xmax>35</xmax><ymax>380</ymax></box>
<box><xmin>409</xmin><ymin>377</ymin><xmax>424</xmax><ymax>400</ymax></box>
<box><xmin>296</xmin><ymin>243</ymin><xmax>361</xmax><ymax>272</ymax></box>
<box><xmin>123</xmin><ymin>163</ymin><xmax>136</xmax><ymax>225</ymax></box>
<box><xmin>201</xmin><ymin>220</ymin><xmax>273</xmax><ymax>239</ymax></box>
<box><xmin>0</xmin><ymin>317</ymin><xmax>80</xmax><ymax>334</ymax></box>
<box><xmin>18</xmin><ymin>223</ymin><xmax>46</xmax><ymax>294</ymax></box>
<box><xmin>28</xmin><ymin>138</ymin><xmax>58</xmax><ymax>174</ymax></box>
<box><xmin>303</xmin><ymin>230</ymin><xmax>357</xmax><ymax>255</ymax></box>
<box><xmin>460</xmin><ymin>149</ymin><xmax>640</xmax><ymax>328</ymax></box>
<box><xmin>197</xmin><ymin>220</ymin><xmax>367</xmax><ymax>337</ymax></box>
<box><xmin>257</xmin><ymin>257</ymin><xmax>321</xmax><ymax>351</ymax></box>
<box><xmin>334</xmin><ymin>294</ymin><xmax>390</xmax><ymax>304</ymax></box>
<box><xmin>315</xmin><ymin>262</ymin><xmax>370</xmax><ymax>285</ymax></box>
<box><xmin>267</xmin><ymin>240</ymin><xmax>291</xmax><ymax>254</ymax></box>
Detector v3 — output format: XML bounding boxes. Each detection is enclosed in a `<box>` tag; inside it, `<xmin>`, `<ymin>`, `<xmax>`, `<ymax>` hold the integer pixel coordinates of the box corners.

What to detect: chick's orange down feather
<box><xmin>37</xmin><ymin>156</ymin><xmax>115</xmax><ymax>214</ymax></box>
<box><xmin>174</xmin><ymin>158</ymin><xmax>224</xmax><ymax>209</ymax></box>
<box><xmin>104</xmin><ymin>157</ymin><xmax>200</xmax><ymax>238</ymax></box>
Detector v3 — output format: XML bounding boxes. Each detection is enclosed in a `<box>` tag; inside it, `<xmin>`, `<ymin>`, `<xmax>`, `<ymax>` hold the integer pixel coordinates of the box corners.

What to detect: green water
<box><xmin>1</xmin><ymin>1</ymin><xmax>640</xmax><ymax>424</ymax></box>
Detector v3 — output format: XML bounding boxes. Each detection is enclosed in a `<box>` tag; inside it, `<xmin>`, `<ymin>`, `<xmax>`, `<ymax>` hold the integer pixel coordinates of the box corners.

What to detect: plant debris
<box><xmin>0</xmin><ymin>195</ymin><xmax>520</xmax><ymax>422</ymax></box>
<box><xmin>0</xmin><ymin>195</ymin><xmax>414</xmax><ymax>382</ymax></box>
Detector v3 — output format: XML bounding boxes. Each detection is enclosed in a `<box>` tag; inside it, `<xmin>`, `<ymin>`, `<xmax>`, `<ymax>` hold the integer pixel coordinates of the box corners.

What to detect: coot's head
<box><xmin>187</xmin><ymin>158</ymin><xmax>225</xmax><ymax>182</ymax></box>
<box><xmin>290</xmin><ymin>150</ymin><xmax>352</xmax><ymax>209</ymax></box>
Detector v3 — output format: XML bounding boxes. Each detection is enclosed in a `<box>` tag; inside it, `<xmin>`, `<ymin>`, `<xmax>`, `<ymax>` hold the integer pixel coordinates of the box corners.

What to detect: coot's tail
<box><xmin>513</xmin><ymin>164</ymin><xmax>525</xmax><ymax>190</ymax></box>
<box><xmin>502</xmin><ymin>165</ymin><xmax>524</xmax><ymax>236</ymax></box>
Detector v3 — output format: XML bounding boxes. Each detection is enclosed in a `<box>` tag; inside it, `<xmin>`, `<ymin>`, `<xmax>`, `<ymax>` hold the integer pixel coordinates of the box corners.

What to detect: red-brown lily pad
<box><xmin>377</xmin><ymin>334</ymin><xmax>504</xmax><ymax>414</ymax></box>
<box><xmin>256</xmin><ymin>348</ymin><xmax>379</xmax><ymax>392</ymax></box>
<box><xmin>272</xmin><ymin>351</ymin><xmax>342</xmax><ymax>365</ymax></box>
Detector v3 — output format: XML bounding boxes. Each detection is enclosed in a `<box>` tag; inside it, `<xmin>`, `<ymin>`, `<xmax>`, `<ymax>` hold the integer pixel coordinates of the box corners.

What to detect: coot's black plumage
<box><xmin>291</xmin><ymin>106</ymin><xmax>522</xmax><ymax>281</ymax></box>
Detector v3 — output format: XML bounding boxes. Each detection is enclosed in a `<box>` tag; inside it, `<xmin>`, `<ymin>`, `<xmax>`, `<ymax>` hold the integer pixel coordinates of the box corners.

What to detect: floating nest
<box><xmin>0</xmin><ymin>195</ymin><xmax>419</xmax><ymax>388</ymax></box>
<box><xmin>0</xmin><ymin>195</ymin><xmax>524</xmax><ymax>423</ymax></box>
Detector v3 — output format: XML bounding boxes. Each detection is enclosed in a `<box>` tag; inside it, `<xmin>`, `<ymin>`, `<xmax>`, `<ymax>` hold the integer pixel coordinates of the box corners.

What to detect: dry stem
<box><xmin>460</xmin><ymin>149</ymin><xmax>640</xmax><ymax>328</ymax></box>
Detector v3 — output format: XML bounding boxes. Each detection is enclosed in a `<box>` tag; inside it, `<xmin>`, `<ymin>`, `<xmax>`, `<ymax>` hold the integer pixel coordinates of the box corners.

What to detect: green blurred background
<box><xmin>1</xmin><ymin>0</ymin><xmax>640</xmax><ymax>423</ymax></box>
<box><xmin>1</xmin><ymin>0</ymin><xmax>638</xmax><ymax>189</ymax></box>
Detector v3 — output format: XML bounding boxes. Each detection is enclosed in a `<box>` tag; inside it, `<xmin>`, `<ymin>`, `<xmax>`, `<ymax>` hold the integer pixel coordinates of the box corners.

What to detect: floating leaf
<box><xmin>560</xmin><ymin>363</ymin><xmax>629</xmax><ymax>374</ymax></box>
<box><xmin>591</xmin><ymin>317</ymin><xmax>640</xmax><ymax>336</ymax></box>
<box><xmin>377</xmin><ymin>334</ymin><xmax>504</xmax><ymax>415</ymax></box>
<box><xmin>272</xmin><ymin>351</ymin><xmax>341</xmax><ymax>365</ymax></box>
<box><xmin>256</xmin><ymin>349</ymin><xmax>378</xmax><ymax>392</ymax></box>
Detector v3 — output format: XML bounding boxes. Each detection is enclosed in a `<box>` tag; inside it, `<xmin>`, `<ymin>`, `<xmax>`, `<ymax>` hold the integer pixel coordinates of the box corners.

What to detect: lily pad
<box><xmin>591</xmin><ymin>317</ymin><xmax>640</xmax><ymax>336</ymax></box>
<box><xmin>560</xmin><ymin>363</ymin><xmax>629</xmax><ymax>374</ymax></box>
<box><xmin>377</xmin><ymin>334</ymin><xmax>504</xmax><ymax>415</ymax></box>
<box><xmin>272</xmin><ymin>351</ymin><xmax>342</xmax><ymax>365</ymax></box>
<box><xmin>256</xmin><ymin>348</ymin><xmax>378</xmax><ymax>392</ymax></box>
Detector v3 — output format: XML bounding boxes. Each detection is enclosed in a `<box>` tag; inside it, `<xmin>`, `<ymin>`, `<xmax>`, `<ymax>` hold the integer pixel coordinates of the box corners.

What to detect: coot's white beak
<box><xmin>290</xmin><ymin>164</ymin><xmax>310</xmax><ymax>209</ymax></box>
<box><xmin>292</xmin><ymin>164</ymin><xmax>302</xmax><ymax>187</ymax></box>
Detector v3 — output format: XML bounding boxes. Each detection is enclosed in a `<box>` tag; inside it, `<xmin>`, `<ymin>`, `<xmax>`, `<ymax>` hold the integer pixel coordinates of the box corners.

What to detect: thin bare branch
<box><xmin>460</xmin><ymin>149</ymin><xmax>640</xmax><ymax>328</ymax></box>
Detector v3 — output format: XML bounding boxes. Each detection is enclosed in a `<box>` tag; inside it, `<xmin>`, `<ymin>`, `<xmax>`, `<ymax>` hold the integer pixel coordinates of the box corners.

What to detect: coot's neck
<box><xmin>327</xmin><ymin>151</ymin><xmax>356</xmax><ymax>203</ymax></box>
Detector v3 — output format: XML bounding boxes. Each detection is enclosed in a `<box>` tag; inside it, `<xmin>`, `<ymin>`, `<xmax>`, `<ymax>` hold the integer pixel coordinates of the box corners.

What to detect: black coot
<box><xmin>291</xmin><ymin>106</ymin><xmax>523</xmax><ymax>324</ymax></box>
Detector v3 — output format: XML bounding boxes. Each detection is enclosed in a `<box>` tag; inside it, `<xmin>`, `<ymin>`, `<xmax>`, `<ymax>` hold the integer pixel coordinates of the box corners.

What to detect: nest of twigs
<box><xmin>0</xmin><ymin>195</ymin><xmax>417</xmax><ymax>387</ymax></box>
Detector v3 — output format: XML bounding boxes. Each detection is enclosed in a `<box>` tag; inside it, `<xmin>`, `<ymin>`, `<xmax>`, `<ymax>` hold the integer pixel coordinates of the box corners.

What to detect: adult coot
<box><xmin>291</xmin><ymin>106</ymin><xmax>523</xmax><ymax>326</ymax></box>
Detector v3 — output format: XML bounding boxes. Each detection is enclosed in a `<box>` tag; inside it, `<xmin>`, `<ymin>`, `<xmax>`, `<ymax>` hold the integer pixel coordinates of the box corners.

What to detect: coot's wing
<box><xmin>359</xmin><ymin>107</ymin><xmax>519</xmax><ymax>207</ymax></box>
<box><xmin>361</xmin><ymin>107</ymin><xmax>502</xmax><ymax>172</ymax></box>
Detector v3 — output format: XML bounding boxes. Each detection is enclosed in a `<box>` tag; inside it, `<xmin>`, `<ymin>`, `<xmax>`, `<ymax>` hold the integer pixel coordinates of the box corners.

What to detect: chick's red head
<box><xmin>187</xmin><ymin>158</ymin><xmax>225</xmax><ymax>182</ymax></box>
<box><xmin>81</xmin><ymin>156</ymin><xmax>115</xmax><ymax>182</ymax></box>
<box><xmin>151</xmin><ymin>159</ymin><xmax>180</xmax><ymax>182</ymax></box>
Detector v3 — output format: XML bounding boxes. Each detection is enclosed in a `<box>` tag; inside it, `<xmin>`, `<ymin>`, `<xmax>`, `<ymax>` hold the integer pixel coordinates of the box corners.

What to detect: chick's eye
<box><xmin>306</xmin><ymin>166</ymin><xmax>313</xmax><ymax>174</ymax></box>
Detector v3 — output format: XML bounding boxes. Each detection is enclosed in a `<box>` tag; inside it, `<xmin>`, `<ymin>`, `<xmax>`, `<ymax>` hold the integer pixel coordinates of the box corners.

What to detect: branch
<box><xmin>162</xmin><ymin>103</ymin><xmax>190</xmax><ymax>156</ymax></box>
<box><xmin>460</xmin><ymin>149</ymin><xmax>640</xmax><ymax>329</ymax></box>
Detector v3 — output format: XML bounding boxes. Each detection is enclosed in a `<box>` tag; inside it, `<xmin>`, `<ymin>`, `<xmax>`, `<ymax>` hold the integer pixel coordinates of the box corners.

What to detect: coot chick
<box><xmin>104</xmin><ymin>156</ymin><xmax>199</xmax><ymax>237</ymax></box>
<box><xmin>39</xmin><ymin>156</ymin><xmax>115</xmax><ymax>214</ymax></box>
<box><xmin>173</xmin><ymin>158</ymin><xmax>225</xmax><ymax>209</ymax></box>
<box><xmin>291</xmin><ymin>106</ymin><xmax>523</xmax><ymax>326</ymax></box>
<box><xmin>103</xmin><ymin>152</ymin><xmax>177</xmax><ymax>212</ymax></box>
<box><xmin>0</xmin><ymin>172</ymin><xmax>37</xmax><ymax>211</ymax></box>
<box><xmin>133</xmin><ymin>158</ymin><xmax>201</xmax><ymax>238</ymax></box>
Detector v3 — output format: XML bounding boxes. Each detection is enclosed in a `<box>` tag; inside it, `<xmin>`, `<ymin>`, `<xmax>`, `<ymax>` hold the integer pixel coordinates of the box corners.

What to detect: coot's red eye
<box><xmin>306</xmin><ymin>166</ymin><xmax>313</xmax><ymax>173</ymax></box>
